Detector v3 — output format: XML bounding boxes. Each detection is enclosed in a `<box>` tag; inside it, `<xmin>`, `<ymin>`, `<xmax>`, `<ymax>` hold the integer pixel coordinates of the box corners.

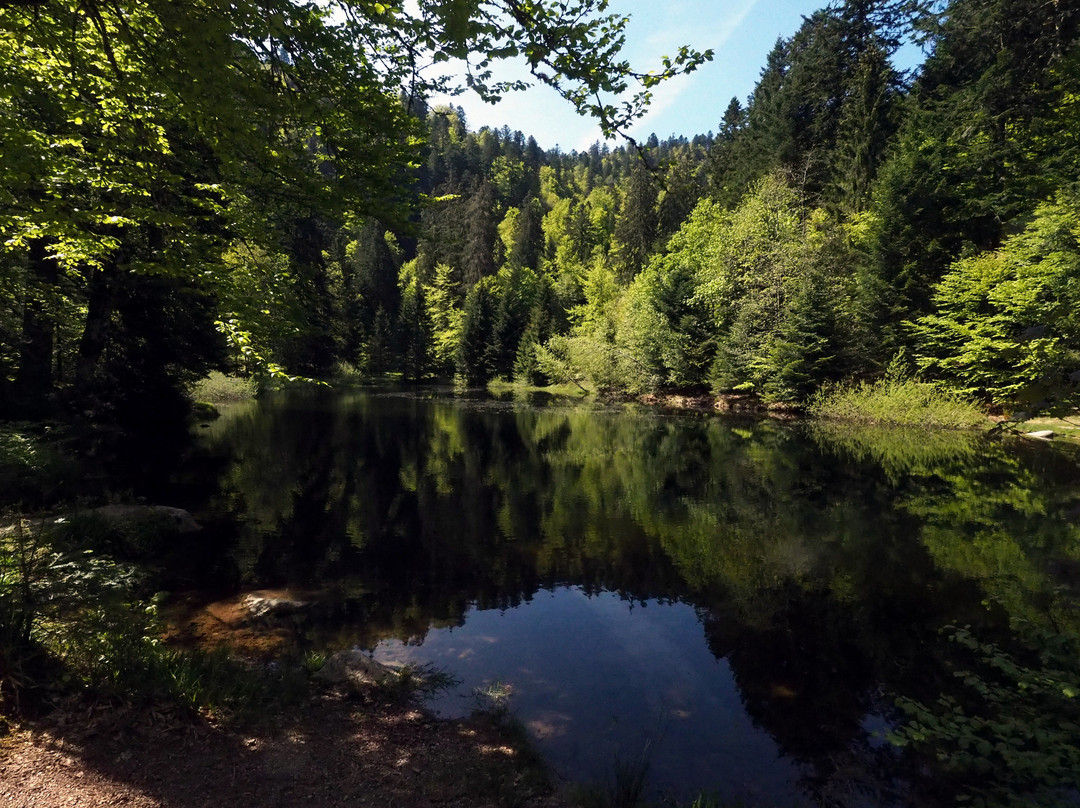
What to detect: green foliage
<box><xmin>891</xmin><ymin>621</ymin><xmax>1080</xmax><ymax>808</ymax></box>
<box><xmin>681</xmin><ymin>178</ymin><xmax>852</xmax><ymax>400</ymax></box>
<box><xmin>3</xmin><ymin>0</ymin><xmax>1077</xmax><ymax>421</ymax></box>
<box><xmin>809</xmin><ymin>368</ymin><xmax>986</xmax><ymax>429</ymax></box>
<box><xmin>0</xmin><ymin>0</ymin><xmax>709</xmax><ymax>414</ymax></box>
<box><xmin>190</xmin><ymin>372</ymin><xmax>256</xmax><ymax>404</ymax></box>
<box><xmin>1</xmin><ymin>521</ymin><xmax>305</xmax><ymax>720</ymax></box>
<box><xmin>616</xmin><ymin>256</ymin><xmax>714</xmax><ymax>390</ymax></box>
<box><xmin>398</xmin><ymin>275</ymin><xmax>433</xmax><ymax>381</ymax></box>
<box><xmin>612</xmin><ymin>161</ymin><xmax>659</xmax><ymax>283</ymax></box>
<box><xmin>910</xmin><ymin>199</ymin><xmax>1080</xmax><ymax>412</ymax></box>
<box><xmin>424</xmin><ymin>261</ymin><xmax>466</xmax><ymax>376</ymax></box>
<box><xmin>0</xmin><ymin>426</ymin><xmax>73</xmax><ymax>508</ymax></box>
<box><xmin>457</xmin><ymin>279</ymin><xmax>498</xmax><ymax>384</ymax></box>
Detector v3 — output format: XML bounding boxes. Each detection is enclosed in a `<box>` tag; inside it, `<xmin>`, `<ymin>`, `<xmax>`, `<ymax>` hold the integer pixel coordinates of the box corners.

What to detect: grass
<box><xmin>1006</xmin><ymin>415</ymin><xmax>1080</xmax><ymax>440</ymax></box>
<box><xmin>487</xmin><ymin>379</ymin><xmax>591</xmax><ymax>398</ymax></box>
<box><xmin>375</xmin><ymin>662</ymin><xmax>461</xmax><ymax>703</ymax></box>
<box><xmin>189</xmin><ymin>371</ymin><xmax>256</xmax><ymax>403</ymax></box>
<box><xmin>471</xmin><ymin>679</ymin><xmax>516</xmax><ymax>726</ymax></box>
<box><xmin>568</xmin><ymin>742</ymin><xmax>653</xmax><ymax>808</ymax></box>
<box><xmin>808</xmin><ymin>377</ymin><xmax>986</xmax><ymax>430</ymax></box>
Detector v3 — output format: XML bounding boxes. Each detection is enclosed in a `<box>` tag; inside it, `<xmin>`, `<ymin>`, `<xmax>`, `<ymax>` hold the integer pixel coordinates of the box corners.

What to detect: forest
<box><xmin>2</xmin><ymin>0</ymin><xmax>1078</xmax><ymax>429</ymax></box>
<box><xmin>3</xmin><ymin>2</ymin><xmax>1080</xmax><ymax>805</ymax></box>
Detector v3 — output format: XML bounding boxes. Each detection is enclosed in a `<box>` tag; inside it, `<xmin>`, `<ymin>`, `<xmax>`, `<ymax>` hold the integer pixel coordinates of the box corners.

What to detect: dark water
<box><xmin>174</xmin><ymin>388</ymin><xmax>1080</xmax><ymax>806</ymax></box>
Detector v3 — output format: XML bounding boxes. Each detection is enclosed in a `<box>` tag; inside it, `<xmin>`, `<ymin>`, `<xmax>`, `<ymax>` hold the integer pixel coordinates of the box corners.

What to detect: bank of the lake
<box><xmin>489</xmin><ymin>375</ymin><xmax>1080</xmax><ymax>442</ymax></box>
<box><xmin>1</xmin><ymin>686</ymin><xmax>565</xmax><ymax>808</ymax></box>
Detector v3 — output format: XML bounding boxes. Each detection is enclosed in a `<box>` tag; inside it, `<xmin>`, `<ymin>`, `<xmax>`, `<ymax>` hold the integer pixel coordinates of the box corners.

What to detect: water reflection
<box><xmin>183</xmin><ymin>389</ymin><xmax>1080</xmax><ymax>806</ymax></box>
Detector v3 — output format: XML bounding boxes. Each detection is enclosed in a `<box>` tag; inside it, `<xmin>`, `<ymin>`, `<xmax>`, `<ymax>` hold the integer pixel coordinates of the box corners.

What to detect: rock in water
<box><xmin>314</xmin><ymin>650</ymin><xmax>396</xmax><ymax>687</ymax></box>
<box><xmin>241</xmin><ymin>591</ymin><xmax>310</xmax><ymax>620</ymax></box>
<box><xmin>1</xmin><ymin>504</ymin><xmax>201</xmax><ymax>539</ymax></box>
<box><xmin>84</xmin><ymin>504</ymin><xmax>202</xmax><ymax>533</ymax></box>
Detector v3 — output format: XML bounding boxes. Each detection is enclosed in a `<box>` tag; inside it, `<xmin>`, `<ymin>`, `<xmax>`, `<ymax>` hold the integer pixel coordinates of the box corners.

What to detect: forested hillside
<box><xmin>3</xmin><ymin>0</ymin><xmax>1078</xmax><ymax>425</ymax></box>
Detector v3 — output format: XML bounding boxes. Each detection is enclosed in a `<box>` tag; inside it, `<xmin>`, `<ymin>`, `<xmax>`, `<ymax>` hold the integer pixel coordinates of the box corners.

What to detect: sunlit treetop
<box><xmin>0</xmin><ymin>0</ymin><xmax>711</xmax><ymax>271</ymax></box>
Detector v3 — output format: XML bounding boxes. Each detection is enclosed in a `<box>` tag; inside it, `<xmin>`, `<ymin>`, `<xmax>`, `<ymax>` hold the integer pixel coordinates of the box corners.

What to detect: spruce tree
<box><xmin>613</xmin><ymin>161</ymin><xmax>659</xmax><ymax>283</ymax></box>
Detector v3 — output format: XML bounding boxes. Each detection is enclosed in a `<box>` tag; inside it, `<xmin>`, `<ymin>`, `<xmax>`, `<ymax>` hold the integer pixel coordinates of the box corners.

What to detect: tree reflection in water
<box><xmin>182</xmin><ymin>389</ymin><xmax>1080</xmax><ymax>806</ymax></box>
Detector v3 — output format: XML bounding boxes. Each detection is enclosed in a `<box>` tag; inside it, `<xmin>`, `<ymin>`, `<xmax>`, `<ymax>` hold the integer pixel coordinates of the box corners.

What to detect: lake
<box><xmin>172</xmin><ymin>387</ymin><xmax>1080</xmax><ymax>807</ymax></box>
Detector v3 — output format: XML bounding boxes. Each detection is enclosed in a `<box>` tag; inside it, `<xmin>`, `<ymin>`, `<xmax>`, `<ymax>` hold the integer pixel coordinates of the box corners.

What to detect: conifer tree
<box><xmin>613</xmin><ymin>161</ymin><xmax>659</xmax><ymax>283</ymax></box>
<box><xmin>456</xmin><ymin>281</ymin><xmax>496</xmax><ymax>384</ymax></box>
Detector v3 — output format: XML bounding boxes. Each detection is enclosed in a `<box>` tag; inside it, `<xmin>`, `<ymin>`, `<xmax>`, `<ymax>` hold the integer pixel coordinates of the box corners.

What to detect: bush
<box><xmin>909</xmin><ymin>199</ymin><xmax>1080</xmax><ymax>413</ymax></box>
<box><xmin>1</xmin><ymin>522</ymin><xmax>304</xmax><ymax>722</ymax></box>
<box><xmin>808</xmin><ymin>374</ymin><xmax>985</xmax><ymax>429</ymax></box>
<box><xmin>0</xmin><ymin>426</ymin><xmax>75</xmax><ymax>509</ymax></box>
<box><xmin>189</xmin><ymin>371</ymin><xmax>256</xmax><ymax>403</ymax></box>
<box><xmin>891</xmin><ymin>621</ymin><xmax>1080</xmax><ymax>807</ymax></box>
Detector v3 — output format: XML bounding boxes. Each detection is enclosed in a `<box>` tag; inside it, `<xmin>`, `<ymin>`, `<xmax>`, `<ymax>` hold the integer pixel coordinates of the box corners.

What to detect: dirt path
<box><xmin>1</xmin><ymin>693</ymin><xmax>566</xmax><ymax>808</ymax></box>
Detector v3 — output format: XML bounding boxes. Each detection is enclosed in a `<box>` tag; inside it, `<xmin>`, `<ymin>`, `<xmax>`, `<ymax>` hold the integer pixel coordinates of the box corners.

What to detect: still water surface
<box><xmin>178</xmin><ymin>388</ymin><xmax>1080</xmax><ymax>806</ymax></box>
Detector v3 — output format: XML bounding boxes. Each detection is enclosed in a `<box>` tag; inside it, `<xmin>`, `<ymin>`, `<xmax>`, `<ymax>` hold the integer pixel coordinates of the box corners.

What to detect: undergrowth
<box><xmin>808</xmin><ymin>376</ymin><xmax>985</xmax><ymax>429</ymax></box>
<box><xmin>891</xmin><ymin>617</ymin><xmax>1080</xmax><ymax>808</ymax></box>
<box><xmin>1</xmin><ymin>518</ymin><xmax>305</xmax><ymax>727</ymax></box>
<box><xmin>189</xmin><ymin>371</ymin><xmax>256</xmax><ymax>403</ymax></box>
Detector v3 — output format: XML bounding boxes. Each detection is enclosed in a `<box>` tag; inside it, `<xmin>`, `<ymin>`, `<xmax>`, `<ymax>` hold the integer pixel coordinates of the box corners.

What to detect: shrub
<box><xmin>2</xmin><ymin>522</ymin><xmax>304</xmax><ymax>721</ymax></box>
<box><xmin>909</xmin><ymin>199</ymin><xmax>1080</xmax><ymax>413</ymax></box>
<box><xmin>808</xmin><ymin>373</ymin><xmax>985</xmax><ymax>430</ymax></box>
<box><xmin>190</xmin><ymin>371</ymin><xmax>256</xmax><ymax>403</ymax></box>
<box><xmin>891</xmin><ymin>621</ymin><xmax>1080</xmax><ymax>807</ymax></box>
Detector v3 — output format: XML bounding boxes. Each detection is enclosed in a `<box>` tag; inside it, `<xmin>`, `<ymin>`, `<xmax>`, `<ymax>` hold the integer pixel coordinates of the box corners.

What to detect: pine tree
<box><xmin>461</xmin><ymin>180</ymin><xmax>498</xmax><ymax>286</ymax></box>
<box><xmin>657</xmin><ymin>154</ymin><xmax>704</xmax><ymax>243</ymax></box>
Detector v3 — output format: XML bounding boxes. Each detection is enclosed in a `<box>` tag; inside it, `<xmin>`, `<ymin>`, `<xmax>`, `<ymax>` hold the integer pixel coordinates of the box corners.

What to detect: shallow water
<box><xmin>175</xmin><ymin>387</ymin><xmax>1080</xmax><ymax>806</ymax></box>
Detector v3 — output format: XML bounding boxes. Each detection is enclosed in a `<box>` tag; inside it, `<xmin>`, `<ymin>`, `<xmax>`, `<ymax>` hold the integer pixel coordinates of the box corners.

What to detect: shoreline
<box><xmin>1</xmin><ymin>684</ymin><xmax>565</xmax><ymax>808</ymax></box>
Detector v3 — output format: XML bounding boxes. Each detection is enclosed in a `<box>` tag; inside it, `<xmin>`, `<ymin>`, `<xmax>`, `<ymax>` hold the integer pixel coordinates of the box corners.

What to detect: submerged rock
<box><xmin>241</xmin><ymin>591</ymin><xmax>311</xmax><ymax>620</ymax></box>
<box><xmin>1</xmin><ymin>504</ymin><xmax>201</xmax><ymax>539</ymax></box>
<box><xmin>314</xmin><ymin>650</ymin><xmax>396</xmax><ymax>687</ymax></box>
<box><xmin>80</xmin><ymin>504</ymin><xmax>202</xmax><ymax>533</ymax></box>
<box><xmin>1026</xmin><ymin>430</ymin><xmax>1055</xmax><ymax>440</ymax></box>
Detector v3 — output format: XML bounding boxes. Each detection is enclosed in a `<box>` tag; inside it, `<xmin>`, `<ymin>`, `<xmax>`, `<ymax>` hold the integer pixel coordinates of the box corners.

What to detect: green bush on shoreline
<box><xmin>189</xmin><ymin>372</ymin><xmax>256</xmax><ymax>404</ymax></box>
<box><xmin>1</xmin><ymin>519</ymin><xmax>304</xmax><ymax>725</ymax></box>
<box><xmin>808</xmin><ymin>377</ymin><xmax>986</xmax><ymax>430</ymax></box>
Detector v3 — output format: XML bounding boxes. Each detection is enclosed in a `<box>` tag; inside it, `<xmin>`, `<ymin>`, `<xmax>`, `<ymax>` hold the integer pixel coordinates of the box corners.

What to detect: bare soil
<box><xmin>1</xmin><ymin>690</ymin><xmax>566</xmax><ymax>808</ymax></box>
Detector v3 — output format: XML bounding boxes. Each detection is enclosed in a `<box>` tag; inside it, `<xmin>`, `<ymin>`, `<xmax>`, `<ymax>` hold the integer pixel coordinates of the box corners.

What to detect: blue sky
<box><xmin>434</xmin><ymin>0</ymin><xmax>839</xmax><ymax>151</ymax></box>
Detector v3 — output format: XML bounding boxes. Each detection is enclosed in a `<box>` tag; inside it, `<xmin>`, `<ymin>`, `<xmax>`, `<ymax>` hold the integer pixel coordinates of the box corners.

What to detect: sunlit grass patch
<box><xmin>808</xmin><ymin>377</ymin><xmax>986</xmax><ymax>430</ymax></box>
<box><xmin>190</xmin><ymin>372</ymin><xmax>256</xmax><ymax>403</ymax></box>
<box><xmin>1008</xmin><ymin>415</ymin><xmax>1080</xmax><ymax>440</ymax></box>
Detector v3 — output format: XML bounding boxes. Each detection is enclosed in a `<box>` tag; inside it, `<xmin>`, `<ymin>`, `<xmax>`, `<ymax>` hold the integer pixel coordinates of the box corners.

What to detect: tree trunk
<box><xmin>14</xmin><ymin>239</ymin><xmax>57</xmax><ymax>407</ymax></box>
<box><xmin>75</xmin><ymin>264</ymin><xmax>117</xmax><ymax>396</ymax></box>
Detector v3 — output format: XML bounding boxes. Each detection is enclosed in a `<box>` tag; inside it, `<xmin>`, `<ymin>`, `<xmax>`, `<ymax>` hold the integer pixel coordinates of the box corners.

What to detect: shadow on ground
<box><xmin>1</xmin><ymin>692</ymin><xmax>562</xmax><ymax>808</ymax></box>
